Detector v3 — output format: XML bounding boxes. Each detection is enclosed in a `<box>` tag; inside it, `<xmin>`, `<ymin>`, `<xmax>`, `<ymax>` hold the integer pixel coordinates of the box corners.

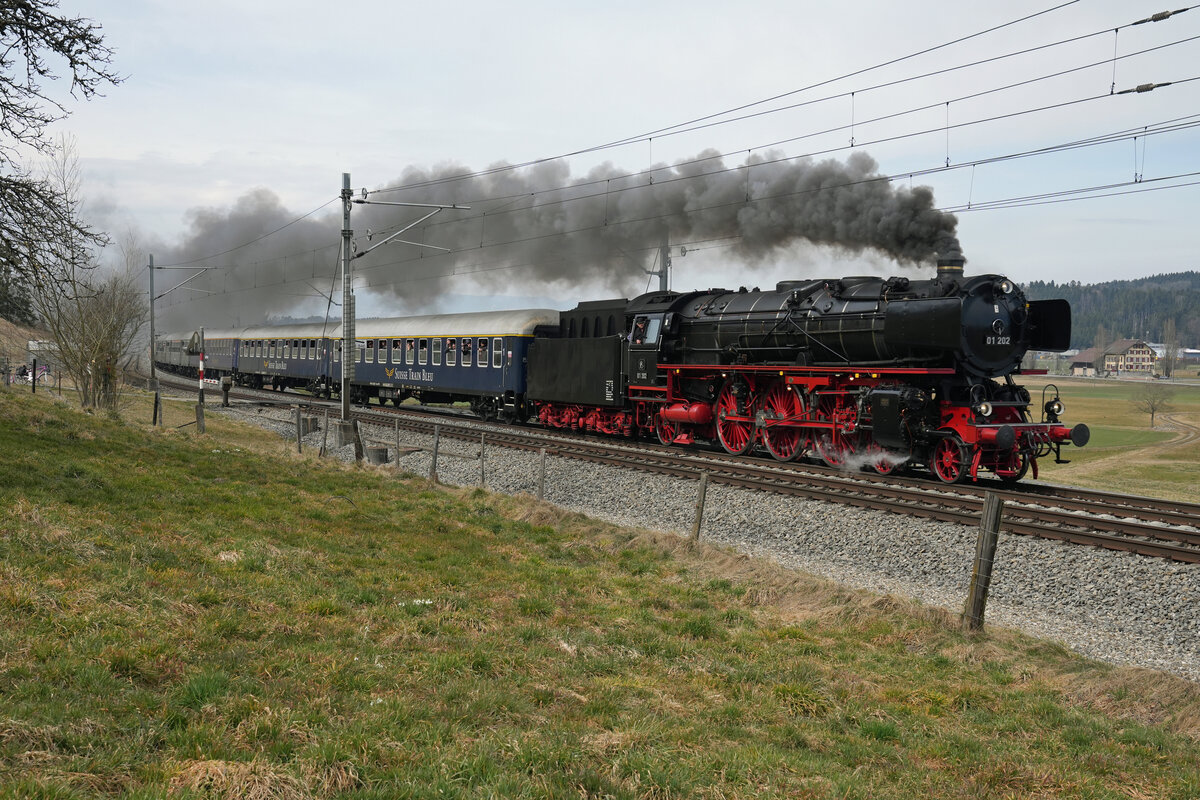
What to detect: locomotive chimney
<box><xmin>936</xmin><ymin>248</ymin><xmax>965</xmax><ymax>278</ymax></box>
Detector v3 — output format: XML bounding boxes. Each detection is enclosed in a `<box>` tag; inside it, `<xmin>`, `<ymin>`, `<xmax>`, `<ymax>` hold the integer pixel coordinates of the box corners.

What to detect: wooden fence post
<box><xmin>538</xmin><ymin>447</ymin><xmax>547</xmax><ymax>500</ymax></box>
<box><xmin>478</xmin><ymin>432</ymin><xmax>486</xmax><ymax>487</ymax></box>
<box><xmin>295</xmin><ymin>406</ymin><xmax>303</xmax><ymax>453</ymax></box>
<box><xmin>962</xmin><ymin>492</ymin><xmax>1005</xmax><ymax>631</ymax></box>
<box><xmin>691</xmin><ymin>472</ymin><xmax>709</xmax><ymax>541</ymax></box>
<box><xmin>319</xmin><ymin>409</ymin><xmax>330</xmax><ymax>457</ymax></box>
<box><xmin>429</xmin><ymin>424</ymin><xmax>441</xmax><ymax>483</ymax></box>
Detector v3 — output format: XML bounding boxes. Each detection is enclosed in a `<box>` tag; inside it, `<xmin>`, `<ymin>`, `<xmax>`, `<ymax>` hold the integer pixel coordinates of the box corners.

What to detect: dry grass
<box><xmin>169</xmin><ymin>760</ymin><xmax>311</xmax><ymax>800</ymax></box>
<box><xmin>492</xmin><ymin>493</ymin><xmax>1200</xmax><ymax>740</ymax></box>
<box><xmin>6</xmin><ymin>387</ymin><xmax>1200</xmax><ymax>798</ymax></box>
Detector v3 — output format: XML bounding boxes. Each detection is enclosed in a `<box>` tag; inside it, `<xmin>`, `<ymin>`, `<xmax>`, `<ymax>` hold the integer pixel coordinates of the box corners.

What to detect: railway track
<box><xmin>156</xmin><ymin>374</ymin><xmax>1200</xmax><ymax>564</ymax></box>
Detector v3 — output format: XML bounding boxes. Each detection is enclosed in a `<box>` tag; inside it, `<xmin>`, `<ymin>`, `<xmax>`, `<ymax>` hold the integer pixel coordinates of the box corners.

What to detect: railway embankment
<box><xmin>4</xmin><ymin>386</ymin><xmax>1200</xmax><ymax>797</ymax></box>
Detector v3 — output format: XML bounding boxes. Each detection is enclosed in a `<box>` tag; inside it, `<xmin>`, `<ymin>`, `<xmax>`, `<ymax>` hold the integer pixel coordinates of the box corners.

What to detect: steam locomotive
<box><xmin>156</xmin><ymin>254</ymin><xmax>1087</xmax><ymax>484</ymax></box>
<box><xmin>528</xmin><ymin>253</ymin><xmax>1088</xmax><ymax>483</ymax></box>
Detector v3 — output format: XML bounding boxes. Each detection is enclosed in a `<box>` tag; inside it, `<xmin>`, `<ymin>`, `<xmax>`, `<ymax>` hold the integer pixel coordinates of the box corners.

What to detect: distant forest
<box><xmin>1023</xmin><ymin>271</ymin><xmax>1200</xmax><ymax>350</ymax></box>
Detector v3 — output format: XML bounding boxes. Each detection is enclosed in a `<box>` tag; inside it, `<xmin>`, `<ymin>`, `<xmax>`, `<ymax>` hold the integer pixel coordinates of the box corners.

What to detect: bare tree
<box><xmin>1</xmin><ymin>1</ymin><xmax>120</xmax><ymax>291</ymax></box>
<box><xmin>1092</xmin><ymin>323</ymin><xmax>1111</xmax><ymax>375</ymax></box>
<box><xmin>1130</xmin><ymin>382</ymin><xmax>1174</xmax><ymax>429</ymax></box>
<box><xmin>33</xmin><ymin>136</ymin><xmax>145</xmax><ymax>409</ymax></box>
<box><xmin>1161</xmin><ymin>318</ymin><xmax>1179</xmax><ymax>378</ymax></box>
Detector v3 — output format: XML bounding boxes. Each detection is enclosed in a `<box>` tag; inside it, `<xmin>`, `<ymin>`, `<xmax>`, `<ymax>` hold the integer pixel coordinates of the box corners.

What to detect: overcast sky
<box><xmin>51</xmin><ymin>0</ymin><xmax>1200</xmax><ymax>327</ymax></box>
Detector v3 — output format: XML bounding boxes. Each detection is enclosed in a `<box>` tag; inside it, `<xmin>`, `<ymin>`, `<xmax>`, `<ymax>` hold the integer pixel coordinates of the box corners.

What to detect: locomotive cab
<box><xmin>627</xmin><ymin>313</ymin><xmax>669</xmax><ymax>386</ymax></box>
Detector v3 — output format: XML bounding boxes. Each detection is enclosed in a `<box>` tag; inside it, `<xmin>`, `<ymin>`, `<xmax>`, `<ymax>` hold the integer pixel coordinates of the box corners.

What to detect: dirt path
<box><xmin>1046</xmin><ymin>412</ymin><xmax>1196</xmax><ymax>483</ymax></box>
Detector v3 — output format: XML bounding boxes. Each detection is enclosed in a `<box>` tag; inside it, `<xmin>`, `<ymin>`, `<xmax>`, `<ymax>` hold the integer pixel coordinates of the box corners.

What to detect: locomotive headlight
<box><xmin>974</xmin><ymin>401</ymin><xmax>994</xmax><ymax>418</ymax></box>
<box><xmin>1045</xmin><ymin>399</ymin><xmax>1064</xmax><ymax>417</ymax></box>
<box><xmin>996</xmin><ymin>279</ymin><xmax>1014</xmax><ymax>295</ymax></box>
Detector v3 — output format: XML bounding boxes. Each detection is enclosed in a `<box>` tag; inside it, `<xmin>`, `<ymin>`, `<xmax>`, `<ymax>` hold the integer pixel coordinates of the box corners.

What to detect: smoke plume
<box><xmin>158</xmin><ymin>149</ymin><xmax>959</xmax><ymax>328</ymax></box>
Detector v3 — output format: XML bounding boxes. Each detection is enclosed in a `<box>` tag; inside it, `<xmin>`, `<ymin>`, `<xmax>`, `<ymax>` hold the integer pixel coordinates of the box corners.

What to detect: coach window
<box><xmin>391</xmin><ymin>339</ymin><xmax>402</xmax><ymax>364</ymax></box>
<box><xmin>446</xmin><ymin>337</ymin><xmax>457</xmax><ymax>366</ymax></box>
<box><xmin>475</xmin><ymin>338</ymin><xmax>487</xmax><ymax>368</ymax></box>
<box><xmin>404</xmin><ymin>338</ymin><xmax>415</xmax><ymax>365</ymax></box>
<box><xmin>269</xmin><ymin>340</ymin><xmax>277</xmax><ymax>358</ymax></box>
<box><xmin>366</xmin><ymin>339</ymin><xmax>375</xmax><ymax>364</ymax></box>
<box><xmin>492</xmin><ymin>337</ymin><xmax>503</xmax><ymax>368</ymax></box>
<box><xmin>293</xmin><ymin>339</ymin><xmax>299</xmax><ymax>358</ymax></box>
<box><xmin>419</xmin><ymin>339</ymin><xmax>428</xmax><ymax>365</ymax></box>
<box><xmin>433</xmin><ymin>337</ymin><xmax>442</xmax><ymax>365</ymax></box>
<box><xmin>461</xmin><ymin>337</ymin><xmax>472</xmax><ymax>367</ymax></box>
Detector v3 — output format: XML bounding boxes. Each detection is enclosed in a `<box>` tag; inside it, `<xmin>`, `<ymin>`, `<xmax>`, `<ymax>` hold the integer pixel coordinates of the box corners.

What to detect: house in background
<box><xmin>1102</xmin><ymin>339</ymin><xmax>1156</xmax><ymax>375</ymax></box>
<box><xmin>1070</xmin><ymin>347</ymin><xmax>1100</xmax><ymax>377</ymax></box>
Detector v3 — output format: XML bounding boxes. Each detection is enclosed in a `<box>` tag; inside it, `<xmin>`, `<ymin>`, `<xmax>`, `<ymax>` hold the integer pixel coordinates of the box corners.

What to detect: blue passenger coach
<box><xmin>345</xmin><ymin>309</ymin><xmax>558</xmax><ymax>419</ymax></box>
<box><xmin>154</xmin><ymin>309</ymin><xmax>560</xmax><ymax>420</ymax></box>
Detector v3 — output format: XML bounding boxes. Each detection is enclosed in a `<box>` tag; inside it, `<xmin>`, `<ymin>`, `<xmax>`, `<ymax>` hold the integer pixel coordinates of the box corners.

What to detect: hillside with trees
<box><xmin>1023</xmin><ymin>272</ymin><xmax>1200</xmax><ymax>350</ymax></box>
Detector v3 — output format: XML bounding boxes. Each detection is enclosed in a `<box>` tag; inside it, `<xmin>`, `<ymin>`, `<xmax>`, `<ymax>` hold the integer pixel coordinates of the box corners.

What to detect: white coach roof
<box><xmin>187</xmin><ymin>308</ymin><xmax>562</xmax><ymax>342</ymax></box>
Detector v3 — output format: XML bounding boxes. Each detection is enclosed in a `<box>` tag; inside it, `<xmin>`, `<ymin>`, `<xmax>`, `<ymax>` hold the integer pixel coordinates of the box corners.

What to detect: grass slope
<box><xmin>1</xmin><ymin>388</ymin><xmax>1199</xmax><ymax>799</ymax></box>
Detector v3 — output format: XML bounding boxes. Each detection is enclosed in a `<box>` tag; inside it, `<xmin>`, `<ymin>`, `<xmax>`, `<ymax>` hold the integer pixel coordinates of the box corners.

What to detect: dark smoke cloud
<box><xmin>158</xmin><ymin>149</ymin><xmax>959</xmax><ymax>328</ymax></box>
<box><xmin>356</xmin><ymin>148</ymin><xmax>959</xmax><ymax>307</ymax></box>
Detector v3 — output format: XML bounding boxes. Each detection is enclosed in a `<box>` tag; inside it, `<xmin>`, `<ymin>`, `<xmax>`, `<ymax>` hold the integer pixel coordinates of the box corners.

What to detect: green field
<box><xmin>1021</xmin><ymin>376</ymin><xmax>1200</xmax><ymax>501</ymax></box>
<box><xmin>2</xmin><ymin>387</ymin><xmax>1200</xmax><ymax>798</ymax></box>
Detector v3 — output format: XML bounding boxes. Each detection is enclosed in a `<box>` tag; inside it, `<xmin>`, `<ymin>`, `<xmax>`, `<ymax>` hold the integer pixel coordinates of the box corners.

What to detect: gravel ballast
<box><xmin>217</xmin><ymin>404</ymin><xmax>1200</xmax><ymax>683</ymax></box>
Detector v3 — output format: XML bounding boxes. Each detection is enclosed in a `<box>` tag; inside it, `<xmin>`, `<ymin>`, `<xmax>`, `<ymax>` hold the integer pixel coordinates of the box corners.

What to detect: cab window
<box><xmin>644</xmin><ymin>316</ymin><xmax>662</xmax><ymax>344</ymax></box>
